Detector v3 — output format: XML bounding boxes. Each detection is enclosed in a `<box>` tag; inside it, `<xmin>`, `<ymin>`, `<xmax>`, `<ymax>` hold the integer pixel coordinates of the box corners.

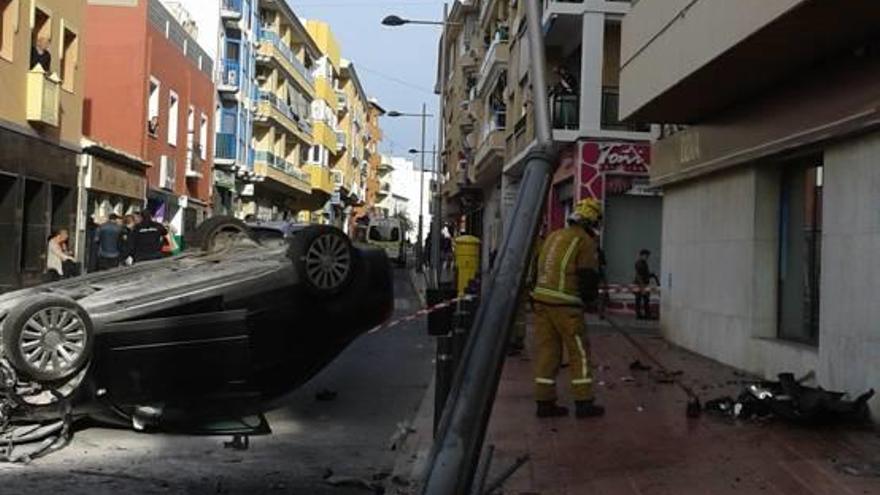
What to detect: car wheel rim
<box><xmin>305</xmin><ymin>234</ymin><xmax>351</xmax><ymax>290</ymax></box>
<box><xmin>20</xmin><ymin>307</ymin><xmax>87</xmax><ymax>375</ymax></box>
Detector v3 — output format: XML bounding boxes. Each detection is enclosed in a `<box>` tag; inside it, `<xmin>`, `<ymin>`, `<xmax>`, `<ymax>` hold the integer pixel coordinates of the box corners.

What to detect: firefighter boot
<box><xmin>575</xmin><ymin>400</ymin><xmax>605</xmax><ymax>418</ymax></box>
<box><xmin>536</xmin><ymin>401</ymin><xmax>569</xmax><ymax>418</ymax></box>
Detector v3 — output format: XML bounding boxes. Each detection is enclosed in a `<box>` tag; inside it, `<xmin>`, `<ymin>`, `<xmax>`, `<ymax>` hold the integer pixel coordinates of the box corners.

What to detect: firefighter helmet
<box><xmin>569</xmin><ymin>198</ymin><xmax>602</xmax><ymax>224</ymax></box>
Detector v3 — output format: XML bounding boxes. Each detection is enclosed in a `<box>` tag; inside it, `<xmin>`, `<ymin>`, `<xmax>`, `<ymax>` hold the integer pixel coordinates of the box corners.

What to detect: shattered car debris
<box><xmin>704</xmin><ymin>373</ymin><xmax>874</xmax><ymax>424</ymax></box>
<box><xmin>0</xmin><ymin>217</ymin><xmax>394</xmax><ymax>434</ymax></box>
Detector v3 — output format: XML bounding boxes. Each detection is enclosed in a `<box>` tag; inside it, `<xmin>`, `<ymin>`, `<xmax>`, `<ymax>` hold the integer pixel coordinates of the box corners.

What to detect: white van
<box><xmin>367</xmin><ymin>218</ymin><xmax>406</xmax><ymax>266</ymax></box>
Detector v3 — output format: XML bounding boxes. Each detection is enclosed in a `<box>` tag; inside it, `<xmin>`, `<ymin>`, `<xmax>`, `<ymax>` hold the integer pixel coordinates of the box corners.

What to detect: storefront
<box><xmin>78</xmin><ymin>143</ymin><xmax>149</xmax><ymax>271</ymax></box>
<box><xmin>0</xmin><ymin>128</ymin><xmax>79</xmax><ymax>291</ymax></box>
<box><xmin>547</xmin><ymin>140</ymin><xmax>661</xmax><ymax>285</ymax></box>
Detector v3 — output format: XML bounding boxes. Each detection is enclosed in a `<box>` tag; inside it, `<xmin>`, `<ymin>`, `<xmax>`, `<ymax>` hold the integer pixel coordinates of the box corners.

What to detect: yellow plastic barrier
<box><xmin>454</xmin><ymin>235</ymin><xmax>481</xmax><ymax>296</ymax></box>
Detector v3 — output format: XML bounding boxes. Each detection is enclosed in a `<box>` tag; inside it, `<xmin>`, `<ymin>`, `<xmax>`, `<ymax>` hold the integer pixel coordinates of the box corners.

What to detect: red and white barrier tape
<box><xmin>367</xmin><ymin>294</ymin><xmax>477</xmax><ymax>335</ymax></box>
<box><xmin>368</xmin><ymin>286</ymin><xmax>660</xmax><ymax>336</ymax></box>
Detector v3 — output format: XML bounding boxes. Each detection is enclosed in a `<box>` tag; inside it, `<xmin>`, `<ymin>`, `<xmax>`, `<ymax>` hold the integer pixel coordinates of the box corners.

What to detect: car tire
<box><xmin>289</xmin><ymin>225</ymin><xmax>356</xmax><ymax>296</ymax></box>
<box><xmin>189</xmin><ymin>216</ymin><xmax>253</xmax><ymax>253</ymax></box>
<box><xmin>1</xmin><ymin>296</ymin><xmax>94</xmax><ymax>383</ymax></box>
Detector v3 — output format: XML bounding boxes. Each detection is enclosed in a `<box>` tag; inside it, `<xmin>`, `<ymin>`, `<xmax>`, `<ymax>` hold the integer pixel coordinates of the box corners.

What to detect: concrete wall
<box><xmin>619</xmin><ymin>0</ymin><xmax>805</xmax><ymax>119</ymax></box>
<box><xmin>660</xmin><ymin>166</ymin><xmax>820</xmax><ymax>389</ymax></box>
<box><xmin>661</xmin><ymin>132</ymin><xmax>880</xmax><ymax>414</ymax></box>
<box><xmin>818</xmin><ymin>132</ymin><xmax>880</xmax><ymax>404</ymax></box>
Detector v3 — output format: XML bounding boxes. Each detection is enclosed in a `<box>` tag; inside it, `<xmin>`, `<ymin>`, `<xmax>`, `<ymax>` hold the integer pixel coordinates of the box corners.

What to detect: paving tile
<box><xmin>484</xmin><ymin>318</ymin><xmax>880</xmax><ymax>494</ymax></box>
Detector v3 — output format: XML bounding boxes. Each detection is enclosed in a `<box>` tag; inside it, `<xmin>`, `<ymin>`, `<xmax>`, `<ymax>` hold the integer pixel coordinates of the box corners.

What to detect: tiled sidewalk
<box><xmin>484</xmin><ymin>318</ymin><xmax>880</xmax><ymax>495</ymax></box>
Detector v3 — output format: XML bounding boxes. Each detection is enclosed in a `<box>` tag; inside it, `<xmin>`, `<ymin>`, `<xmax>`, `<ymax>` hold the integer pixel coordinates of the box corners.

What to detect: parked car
<box><xmin>0</xmin><ymin>217</ymin><xmax>393</xmax><ymax>431</ymax></box>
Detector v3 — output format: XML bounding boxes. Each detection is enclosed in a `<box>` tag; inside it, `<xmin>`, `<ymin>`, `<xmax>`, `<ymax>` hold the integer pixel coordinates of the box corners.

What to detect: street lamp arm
<box><xmin>388</xmin><ymin>111</ymin><xmax>434</xmax><ymax>118</ymax></box>
<box><xmin>381</xmin><ymin>14</ymin><xmax>462</xmax><ymax>27</ymax></box>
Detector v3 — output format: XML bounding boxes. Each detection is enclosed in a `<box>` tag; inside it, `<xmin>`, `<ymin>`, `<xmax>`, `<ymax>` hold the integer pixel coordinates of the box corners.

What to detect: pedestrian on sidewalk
<box><xmin>46</xmin><ymin>228</ymin><xmax>77</xmax><ymax>281</ymax></box>
<box><xmin>634</xmin><ymin>249</ymin><xmax>659</xmax><ymax>320</ymax></box>
<box><xmin>128</xmin><ymin>211</ymin><xmax>167</xmax><ymax>263</ymax></box>
<box><xmin>531</xmin><ymin>199</ymin><xmax>605</xmax><ymax>419</ymax></box>
<box><xmin>94</xmin><ymin>213</ymin><xmax>124</xmax><ymax>271</ymax></box>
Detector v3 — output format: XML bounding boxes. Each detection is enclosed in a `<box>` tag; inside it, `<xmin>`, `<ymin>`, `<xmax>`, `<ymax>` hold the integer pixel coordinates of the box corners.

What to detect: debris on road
<box><xmin>629</xmin><ymin>360</ymin><xmax>652</xmax><ymax>372</ymax></box>
<box><xmin>387</xmin><ymin>421</ymin><xmax>416</xmax><ymax>451</ymax></box>
<box><xmin>703</xmin><ymin>373</ymin><xmax>874</xmax><ymax>424</ymax></box>
<box><xmin>324</xmin><ymin>474</ymin><xmax>381</xmax><ymax>492</ymax></box>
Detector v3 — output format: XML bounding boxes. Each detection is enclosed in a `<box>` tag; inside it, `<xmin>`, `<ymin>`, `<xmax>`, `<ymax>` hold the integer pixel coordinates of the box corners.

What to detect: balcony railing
<box><xmin>551</xmin><ymin>94</ymin><xmax>579</xmax><ymax>130</ymax></box>
<box><xmin>26</xmin><ymin>69</ymin><xmax>60</xmax><ymax>127</ymax></box>
<box><xmin>255</xmin><ymin>151</ymin><xmax>310</xmax><ymax>183</ymax></box>
<box><xmin>258</xmin><ymin>29</ymin><xmax>315</xmax><ymax>86</ymax></box>
<box><xmin>221</xmin><ymin>0</ymin><xmax>242</xmax><ymax>18</ymax></box>
<box><xmin>601</xmin><ymin>87</ymin><xmax>650</xmax><ymax>132</ymax></box>
<box><xmin>481</xmin><ymin>108</ymin><xmax>507</xmax><ymax>140</ymax></box>
<box><xmin>217</xmin><ymin>59</ymin><xmax>240</xmax><ymax>89</ymax></box>
<box><xmin>215</xmin><ymin>133</ymin><xmax>237</xmax><ymax>160</ymax></box>
<box><xmin>186</xmin><ymin>147</ymin><xmax>204</xmax><ymax>179</ymax></box>
<box><xmin>159</xmin><ymin>156</ymin><xmax>177</xmax><ymax>190</ymax></box>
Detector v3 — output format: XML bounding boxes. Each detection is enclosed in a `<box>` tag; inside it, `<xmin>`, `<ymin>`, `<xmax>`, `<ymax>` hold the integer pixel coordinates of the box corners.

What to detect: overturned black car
<box><xmin>0</xmin><ymin>217</ymin><xmax>393</xmax><ymax>433</ymax></box>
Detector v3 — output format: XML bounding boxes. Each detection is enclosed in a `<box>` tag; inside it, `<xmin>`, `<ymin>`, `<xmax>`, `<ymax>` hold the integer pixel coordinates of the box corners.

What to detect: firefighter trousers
<box><xmin>533</xmin><ymin>302</ymin><xmax>593</xmax><ymax>402</ymax></box>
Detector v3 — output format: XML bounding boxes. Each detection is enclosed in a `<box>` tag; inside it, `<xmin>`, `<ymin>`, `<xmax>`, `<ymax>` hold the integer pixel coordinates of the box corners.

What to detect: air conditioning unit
<box><xmin>227</xmin><ymin>70</ymin><xmax>238</xmax><ymax>86</ymax></box>
<box><xmin>332</xmin><ymin>170</ymin><xmax>344</xmax><ymax>186</ymax></box>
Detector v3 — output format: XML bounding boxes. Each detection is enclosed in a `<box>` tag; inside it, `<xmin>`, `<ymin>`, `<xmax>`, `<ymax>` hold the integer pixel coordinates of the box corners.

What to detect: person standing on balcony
<box><xmin>531</xmin><ymin>199</ymin><xmax>605</xmax><ymax>419</ymax></box>
<box><xmin>30</xmin><ymin>36</ymin><xmax>52</xmax><ymax>72</ymax></box>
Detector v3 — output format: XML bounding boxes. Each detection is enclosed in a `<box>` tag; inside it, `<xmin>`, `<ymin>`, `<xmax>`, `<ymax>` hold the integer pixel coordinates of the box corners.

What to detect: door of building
<box><xmin>603</xmin><ymin>194</ymin><xmax>663</xmax><ymax>285</ymax></box>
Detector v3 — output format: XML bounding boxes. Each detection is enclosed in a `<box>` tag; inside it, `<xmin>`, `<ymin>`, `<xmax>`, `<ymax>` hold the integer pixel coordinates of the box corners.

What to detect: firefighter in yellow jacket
<box><xmin>531</xmin><ymin>198</ymin><xmax>605</xmax><ymax>418</ymax></box>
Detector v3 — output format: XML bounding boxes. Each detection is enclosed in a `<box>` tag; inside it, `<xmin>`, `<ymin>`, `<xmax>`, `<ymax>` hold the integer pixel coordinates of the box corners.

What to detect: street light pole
<box><xmin>418</xmin><ymin>102</ymin><xmax>427</xmax><ymax>272</ymax></box>
<box><xmin>431</xmin><ymin>3</ymin><xmax>448</xmax><ymax>288</ymax></box>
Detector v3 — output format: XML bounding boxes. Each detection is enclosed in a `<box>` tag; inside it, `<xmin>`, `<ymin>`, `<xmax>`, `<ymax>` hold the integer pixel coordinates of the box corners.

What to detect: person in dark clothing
<box><xmin>423</xmin><ymin>231</ymin><xmax>433</xmax><ymax>268</ymax></box>
<box><xmin>634</xmin><ymin>249</ymin><xmax>659</xmax><ymax>319</ymax></box>
<box><xmin>129</xmin><ymin>211</ymin><xmax>168</xmax><ymax>263</ymax></box>
<box><xmin>94</xmin><ymin>214</ymin><xmax>124</xmax><ymax>271</ymax></box>
<box><xmin>30</xmin><ymin>36</ymin><xmax>52</xmax><ymax>72</ymax></box>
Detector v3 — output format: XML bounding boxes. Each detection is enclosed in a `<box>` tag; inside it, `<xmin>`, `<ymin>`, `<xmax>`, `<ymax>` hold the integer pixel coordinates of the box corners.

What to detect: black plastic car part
<box><xmin>1</xmin><ymin>295</ymin><xmax>94</xmax><ymax>383</ymax></box>
<box><xmin>188</xmin><ymin>216</ymin><xmax>254</xmax><ymax>253</ymax></box>
<box><xmin>289</xmin><ymin>225</ymin><xmax>356</xmax><ymax>296</ymax></box>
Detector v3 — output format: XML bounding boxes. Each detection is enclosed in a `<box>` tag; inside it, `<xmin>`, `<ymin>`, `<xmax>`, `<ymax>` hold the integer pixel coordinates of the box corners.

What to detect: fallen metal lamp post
<box><xmin>419</xmin><ymin>1</ymin><xmax>555</xmax><ymax>491</ymax></box>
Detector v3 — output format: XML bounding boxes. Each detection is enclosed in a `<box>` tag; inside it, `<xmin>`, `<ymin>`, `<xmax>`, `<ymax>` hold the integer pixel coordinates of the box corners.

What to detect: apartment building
<box><xmin>620</xmin><ymin>0</ymin><xmax>880</xmax><ymax>414</ymax></box>
<box><xmin>304</xmin><ymin>19</ymin><xmax>342</xmax><ymax>224</ymax></box>
<box><xmin>83</xmin><ymin>0</ymin><xmax>215</xmax><ymax>242</ymax></box>
<box><xmin>250</xmin><ymin>0</ymin><xmax>320</xmax><ymax>220</ymax></box>
<box><xmin>355</xmin><ymin>98</ymin><xmax>386</xmax><ymax>224</ymax></box>
<box><xmin>0</xmin><ymin>0</ymin><xmax>86</xmax><ymax>290</ymax></box>
<box><xmin>439</xmin><ymin>0</ymin><xmax>658</xmax><ymax>281</ymax></box>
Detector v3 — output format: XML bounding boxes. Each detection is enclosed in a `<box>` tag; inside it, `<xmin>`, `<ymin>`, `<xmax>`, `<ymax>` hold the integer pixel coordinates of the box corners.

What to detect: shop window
<box><xmin>148</xmin><ymin>77</ymin><xmax>160</xmax><ymax>136</ymax></box>
<box><xmin>60</xmin><ymin>27</ymin><xmax>77</xmax><ymax>91</ymax></box>
<box><xmin>0</xmin><ymin>0</ymin><xmax>18</xmax><ymax>62</ymax></box>
<box><xmin>778</xmin><ymin>160</ymin><xmax>823</xmax><ymax>344</ymax></box>
<box><xmin>168</xmin><ymin>90</ymin><xmax>179</xmax><ymax>146</ymax></box>
<box><xmin>30</xmin><ymin>6</ymin><xmax>50</xmax><ymax>72</ymax></box>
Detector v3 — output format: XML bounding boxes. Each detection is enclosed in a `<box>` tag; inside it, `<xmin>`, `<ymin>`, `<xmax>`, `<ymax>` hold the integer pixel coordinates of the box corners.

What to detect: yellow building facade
<box><xmin>0</xmin><ymin>0</ymin><xmax>87</xmax><ymax>289</ymax></box>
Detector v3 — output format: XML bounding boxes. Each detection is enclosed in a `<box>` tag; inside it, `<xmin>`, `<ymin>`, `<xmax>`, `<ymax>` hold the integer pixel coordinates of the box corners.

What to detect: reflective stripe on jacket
<box><xmin>531</xmin><ymin>225</ymin><xmax>597</xmax><ymax>306</ymax></box>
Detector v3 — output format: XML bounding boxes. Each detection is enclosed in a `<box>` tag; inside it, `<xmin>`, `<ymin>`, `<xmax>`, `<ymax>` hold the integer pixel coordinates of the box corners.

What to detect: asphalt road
<box><xmin>0</xmin><ymin>268</ymin><xmax>434</xmax><ymax>494</ymax></box>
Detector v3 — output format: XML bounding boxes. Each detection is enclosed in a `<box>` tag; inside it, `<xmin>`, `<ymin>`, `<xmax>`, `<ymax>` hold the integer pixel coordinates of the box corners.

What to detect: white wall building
<box><xmin>377</xmin><ymin>155</ymin><xmax>433</xmax><ymax>244</ymax></box>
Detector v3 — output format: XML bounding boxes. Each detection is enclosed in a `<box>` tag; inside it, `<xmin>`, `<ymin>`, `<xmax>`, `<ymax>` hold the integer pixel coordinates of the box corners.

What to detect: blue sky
<box><xmin>294</xmin><ymin>0</ymin><xmax>446</xmax><ymax>164</ymax></box>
